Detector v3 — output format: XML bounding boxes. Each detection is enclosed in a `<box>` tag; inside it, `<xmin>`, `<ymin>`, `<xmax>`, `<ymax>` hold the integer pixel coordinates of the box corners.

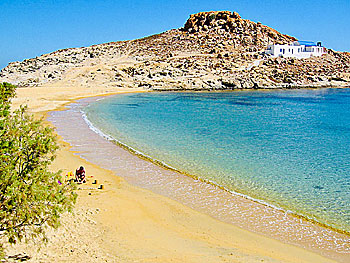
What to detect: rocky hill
<box><xmin>1</xmin><ymin>11</ymin><xmax>349</xmax><ymax>90</ymax></box>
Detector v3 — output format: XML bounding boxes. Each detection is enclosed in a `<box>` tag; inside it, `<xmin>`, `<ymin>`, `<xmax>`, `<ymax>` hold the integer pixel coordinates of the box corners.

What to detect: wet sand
<box><xmin>5</xmin><ymin>85</ymin><xmax>347</xmax><ymax>262</ymax></box>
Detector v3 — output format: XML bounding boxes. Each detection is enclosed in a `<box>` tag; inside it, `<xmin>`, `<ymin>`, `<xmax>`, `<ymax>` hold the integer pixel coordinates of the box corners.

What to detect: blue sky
<box><xmin>0</xmin><ymin>0</ymin><xmax>349</xmax><ymax>70</ymax></box>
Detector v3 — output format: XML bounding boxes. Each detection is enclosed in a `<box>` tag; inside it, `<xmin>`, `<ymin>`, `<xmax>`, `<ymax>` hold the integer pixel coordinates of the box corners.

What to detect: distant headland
<box><xmin>1</xmin><ymin>11</ymin><xmax>349</xmax><ymax>90</ymax></box>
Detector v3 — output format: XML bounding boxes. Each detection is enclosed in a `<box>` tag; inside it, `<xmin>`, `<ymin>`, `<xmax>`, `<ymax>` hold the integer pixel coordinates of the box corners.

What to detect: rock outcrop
<box><xmin>183</xmin><ymin>11</ymin><xmax>296</xmax><ymax>48</ymax></box>
<box><xmin>0</xmin><ymin>11</ymin><xmax>349</xmax><ymax>90</ymax></box>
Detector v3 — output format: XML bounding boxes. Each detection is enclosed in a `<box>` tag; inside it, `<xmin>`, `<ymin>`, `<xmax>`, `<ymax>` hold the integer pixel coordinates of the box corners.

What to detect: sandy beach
<box><xmin>4</xmin><ymin>84</ymin><xmax>342</xmax><ymax>263</ymax></box>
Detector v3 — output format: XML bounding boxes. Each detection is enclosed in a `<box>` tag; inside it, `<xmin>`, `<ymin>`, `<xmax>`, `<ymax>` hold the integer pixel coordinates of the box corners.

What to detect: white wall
<box><xmin>265</xmin><ymin>44</ymin><xmax>325</xmax><ymax>59</ymax></box>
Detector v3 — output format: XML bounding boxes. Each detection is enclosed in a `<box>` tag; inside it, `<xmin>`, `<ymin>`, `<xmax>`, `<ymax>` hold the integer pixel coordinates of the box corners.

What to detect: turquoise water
<box><xmin>85</xmin><ymin>89</ymin><xmax>350</xmax><ymax>233</ymax></box>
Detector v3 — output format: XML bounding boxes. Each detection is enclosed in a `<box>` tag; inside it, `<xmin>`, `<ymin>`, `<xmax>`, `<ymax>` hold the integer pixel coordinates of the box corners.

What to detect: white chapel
<box><xmin>265</xmin><ymin>41</ymin><xmax>326</xmax><ymax>59</ymax></box>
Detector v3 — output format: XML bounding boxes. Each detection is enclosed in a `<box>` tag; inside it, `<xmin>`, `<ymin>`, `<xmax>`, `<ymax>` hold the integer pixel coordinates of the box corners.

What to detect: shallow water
<box><xmin>48</xmin><ymin>90</ymin><xmax>350</xmax><ymax>262</ymax></box>
<box><xmin>85</xmin><ymin>89</ymin><xmax>350</xmax><ymax>234</ymax></box>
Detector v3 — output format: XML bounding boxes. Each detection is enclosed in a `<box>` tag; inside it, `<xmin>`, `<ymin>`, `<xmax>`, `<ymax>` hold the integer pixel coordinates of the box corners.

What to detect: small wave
<box><xmin>81</xmin><ymin>110</ymin><xmax>181</xmax><ymax>173</ymax></box>
<box><xmin>81</xmin><ymin>111</ymin><xmax>114</xmax><ymax>141</ymax></box>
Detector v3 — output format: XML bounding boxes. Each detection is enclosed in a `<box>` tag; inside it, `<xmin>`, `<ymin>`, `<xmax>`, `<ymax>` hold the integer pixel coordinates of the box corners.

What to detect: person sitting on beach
<box><xmin>75</xmin><ymin>166</ymin><xmax>86</xmax><ymax>183</ymax></box>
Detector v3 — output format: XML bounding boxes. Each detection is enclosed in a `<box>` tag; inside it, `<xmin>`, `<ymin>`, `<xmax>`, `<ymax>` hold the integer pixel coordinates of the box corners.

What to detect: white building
<box><xmin>265</xmin><ymin>41</ymin><xmax>326</xmax><ymax>59</ymax></box>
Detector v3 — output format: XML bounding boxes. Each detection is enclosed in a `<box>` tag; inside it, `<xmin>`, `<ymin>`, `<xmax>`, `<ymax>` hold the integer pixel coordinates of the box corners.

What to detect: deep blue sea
<box><xmin>85</xmin><ymin>89</ymin><xmax>350</xmax><ymax>233</ymax></box>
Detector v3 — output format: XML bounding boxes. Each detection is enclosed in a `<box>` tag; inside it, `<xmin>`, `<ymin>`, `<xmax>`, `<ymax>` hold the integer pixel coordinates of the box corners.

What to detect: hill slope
<box><xmin>1</xmin><ymin>11</ymin><xmax>349</xmax><ymax>90</ymax></box>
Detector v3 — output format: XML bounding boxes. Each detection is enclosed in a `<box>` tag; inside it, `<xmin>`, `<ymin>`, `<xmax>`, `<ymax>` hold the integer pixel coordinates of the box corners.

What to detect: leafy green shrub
<box><xmin>0</xmin><ymin>82</ymin><xmax>76</xmax><ymax>258</ymax></box>
<box><xmin>209</xmin><ymin>13</ymin><xmax>216</xmax><ymax>22</ymax></box>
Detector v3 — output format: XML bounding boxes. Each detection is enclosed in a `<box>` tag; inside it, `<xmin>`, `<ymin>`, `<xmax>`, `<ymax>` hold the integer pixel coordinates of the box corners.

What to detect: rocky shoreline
<box><xmin>1</xmin><ymin>11</ymin><xmax>349</xmax><ymax>90</ymax></box>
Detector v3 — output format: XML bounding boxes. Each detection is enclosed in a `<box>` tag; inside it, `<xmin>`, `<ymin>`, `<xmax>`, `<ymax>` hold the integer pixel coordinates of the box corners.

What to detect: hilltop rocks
<box><xmin>0</xmin><ymin>11</ymin><xmax>349</xmax><ymax>90</ymax></box>
<box><xmin>184</xmin><ymin>11</ymin><xmax>242</xmax><ymax>32</ymax></box>
<box><xmin>183</xmin><ymin>11</ymin><xmax>296</xmax><ymax>49</ymax></box>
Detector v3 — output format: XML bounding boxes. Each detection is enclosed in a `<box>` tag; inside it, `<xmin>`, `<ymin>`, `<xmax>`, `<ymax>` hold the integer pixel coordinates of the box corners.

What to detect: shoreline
<box><xmin>51</xmin><ymin>92</ymin><xmax>349</xmax><ymax>261</ymax></box>
<box><xmin>6</xmin><ymin>85</ymin><xmax>347</xmax><ymax>262</ymax></box>
<box><xmin>151</xmin><ymin>82</ymin><xmax>350</xmax><ymax>92</ymax></box>
<box><xmin>82</xmin><ymin>102</ymin><xmax>350</xmax><ymax>238</ymax></box>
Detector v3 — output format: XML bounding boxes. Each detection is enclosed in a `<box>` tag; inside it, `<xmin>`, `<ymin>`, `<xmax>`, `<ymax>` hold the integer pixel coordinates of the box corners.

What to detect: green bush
<box><xmin>0</xmin><ymin>82</ymin><xmax>76</xmax><ymax>258</ymax></box>
<box><xmin>209</xmin><ymin>13</ymin><xmax>216</xmax><ymax>22</ymax></box>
